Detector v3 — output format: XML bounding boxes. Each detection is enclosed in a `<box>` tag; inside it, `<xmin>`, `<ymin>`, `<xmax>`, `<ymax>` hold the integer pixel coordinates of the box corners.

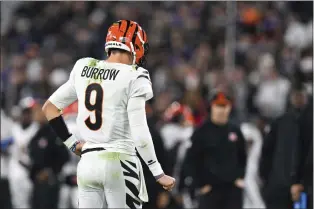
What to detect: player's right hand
<box><xmin>157</xmin><ymin>175</ymin><xmax>176</xmax><ymax>191</ymax></box>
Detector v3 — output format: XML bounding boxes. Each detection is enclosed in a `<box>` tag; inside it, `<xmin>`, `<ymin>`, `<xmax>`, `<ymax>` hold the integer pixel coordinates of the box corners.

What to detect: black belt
<box><xmin>81</xmin><ymin>148</ymin><xmax>106</xmax><ymax>155</ymax></box>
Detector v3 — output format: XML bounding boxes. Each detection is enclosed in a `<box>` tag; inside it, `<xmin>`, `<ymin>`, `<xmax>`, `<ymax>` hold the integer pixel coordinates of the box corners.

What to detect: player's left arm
<box><xmin>42</xmin><ymin>60</ymin><xmax>83</xmax><ymax>155</ymax></box>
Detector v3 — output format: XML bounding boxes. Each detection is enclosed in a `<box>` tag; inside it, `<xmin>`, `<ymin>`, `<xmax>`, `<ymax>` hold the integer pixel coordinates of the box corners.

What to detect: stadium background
<box><xmin>1</xmin><ymin>1</ymin><xmax>313</xmax><ymax>209</ymax></box>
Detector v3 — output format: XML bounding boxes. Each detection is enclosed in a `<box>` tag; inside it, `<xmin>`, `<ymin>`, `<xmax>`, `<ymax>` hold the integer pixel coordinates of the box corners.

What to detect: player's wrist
<box><xmin>149</xmin><ymin>162</ymin><xmax>164</xmax><ymax>178</ymax></box>
<box><xmin>155</xmin><ymin>173</ymin><xmax>165</xmax><ymax>181</ymax></box>
<box><xmin>63</xmin><ymin>134</ymin><xmax>80</xmax><ymax>152</ymax></box>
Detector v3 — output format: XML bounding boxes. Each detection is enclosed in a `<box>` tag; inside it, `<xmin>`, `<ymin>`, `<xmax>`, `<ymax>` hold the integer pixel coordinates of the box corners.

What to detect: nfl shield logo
<box><xmin>228</xmin><ymin>132</ymin><xmax>238</xmax><ymax>142</ymax></box>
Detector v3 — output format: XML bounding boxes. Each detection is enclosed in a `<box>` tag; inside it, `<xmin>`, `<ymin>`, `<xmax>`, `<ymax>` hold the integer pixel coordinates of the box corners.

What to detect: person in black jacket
<box><xmin>259</xmin><ymin>84</ymin><xmax>311</xmax><ymax>209</ymax></box>
<box><xmin>28</xmin><ymin>101</ymin><xmax>69</xmax><ymax>209</ymax></box>
<box><xmin>291</xmin><ymin>95</ymin><xmax>313</xmax><ymax>209</ymax></box>
<box><xmin>184</xmin><ymin>90</ymin><xmax>247</xmax><ymax>209</ymax></box>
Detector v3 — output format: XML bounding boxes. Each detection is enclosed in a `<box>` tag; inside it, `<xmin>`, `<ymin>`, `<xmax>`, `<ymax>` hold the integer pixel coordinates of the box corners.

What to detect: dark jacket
<box><xmin>184</xmin><ymin>119</ymin><xmax>247</xmax><ymax>189</ymax></box>
<box><xmin>292</xmin><ymin>100</ymin><xmax>313</xmax><ymax>188</ymax></box>
<box><xmin>28</xmin><ymin>124</ymin><xmax>69</xmax><ymax>182</ymax></box>
<box><xmin>259</xmin><ymin>108</ymin><xmax>307</xmax><ymax>199</ymax></box>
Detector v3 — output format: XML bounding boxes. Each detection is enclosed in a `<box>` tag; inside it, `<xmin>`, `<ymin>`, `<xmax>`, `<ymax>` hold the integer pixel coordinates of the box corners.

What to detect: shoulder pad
<box><xmin>76</xmin><ymin>57</ymin><xmax>99</xmax><ymax>66</ymax></box>
<box><xmin>136</xmin><ymin>66</ymin><xmax>151</xmax><ymax>82</ymax></box>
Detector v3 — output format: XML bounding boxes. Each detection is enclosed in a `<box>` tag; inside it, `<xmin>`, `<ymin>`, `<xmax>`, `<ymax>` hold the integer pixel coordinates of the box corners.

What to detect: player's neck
<box><xmin>106</xmin><ymin>54</ymin><xmax>132</xmax><ymax>65</ymax></box>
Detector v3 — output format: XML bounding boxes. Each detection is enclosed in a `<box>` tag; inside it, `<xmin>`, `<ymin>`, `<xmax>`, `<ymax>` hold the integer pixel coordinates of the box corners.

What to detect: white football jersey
<box><xmin>49</xmin><ymin>57</ymin><xmax>153</xmax><ymax>155</ymax></box>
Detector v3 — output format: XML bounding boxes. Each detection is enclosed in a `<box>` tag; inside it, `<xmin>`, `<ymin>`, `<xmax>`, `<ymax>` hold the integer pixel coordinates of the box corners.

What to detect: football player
<box><xmin>42</xmin><ymin>20</ymin><xmax>175</xmax><ymax>208</ymax></box>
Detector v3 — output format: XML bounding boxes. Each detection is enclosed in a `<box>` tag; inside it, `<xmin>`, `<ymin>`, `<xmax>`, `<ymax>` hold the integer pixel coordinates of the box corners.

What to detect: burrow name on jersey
<box><xmin>81</xmin><ymin>66</ymin><xmax>120</xmax><ymax>81</ymax></box>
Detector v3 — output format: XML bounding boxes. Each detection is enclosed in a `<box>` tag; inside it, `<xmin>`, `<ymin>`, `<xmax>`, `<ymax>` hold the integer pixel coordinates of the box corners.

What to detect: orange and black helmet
<box><xmin>105</xmin><ymin>20</ymin><xmax>149</xmax><ymax>67</ymax></box>
<box><xmin>163</xmin><ymin>102</ymin><xmax>194</xmax><ymax>125</ymax></box>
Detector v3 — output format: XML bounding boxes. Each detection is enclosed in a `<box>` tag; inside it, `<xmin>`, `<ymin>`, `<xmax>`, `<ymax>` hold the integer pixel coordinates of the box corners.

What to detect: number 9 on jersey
<box><xmin>84</xmin><ymin>83</ymin><xmax>103</xmax><ymax>131</ymax></box>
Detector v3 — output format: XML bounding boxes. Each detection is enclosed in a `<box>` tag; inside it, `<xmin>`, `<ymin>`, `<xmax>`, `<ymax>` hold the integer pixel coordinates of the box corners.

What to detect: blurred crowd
<box><xmin>0</xmin><ymin>1</ymin><xmax>313</xmax><ymax>209</ymax></box>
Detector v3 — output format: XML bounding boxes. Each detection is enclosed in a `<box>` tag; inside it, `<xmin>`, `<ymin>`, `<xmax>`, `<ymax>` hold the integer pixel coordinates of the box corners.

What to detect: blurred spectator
<box><xmin>0</xmin><ymin>108</ymin><xmax>14</xmax><ymax>209</ymax></box>
<box><xmin>254</xmin><ymin>54</ymin><xmax>291</xmax><ymax>120</ymax></box>
<box><xmin>28</xmin><ymin>101</ymin><xmax>69</xmax><ymax>209</ymax></box>
<box><xmin>229</xmin><ymin>66</ymin><xmax>250</xmax><ymax>122</ymax></box>
<box><xmin>184</xmin><ymin>91</ymin><xmax>247</xmax><ymax>209</ymax></box>
<box><xmin>291</xmin><ymin>96</ymin><xmax>313</xmax><ymax>209</ymax></box>
<box><xmin>160</xmin><ymin>102</ymin><xmax>195</xmax><ymax>208</ymax></box>
<box><xmin>284</xmin><ymin>15</ymin><xmax>312</xmax><ymax>50</ymax></box>
<box><xmin>298</xmin><ymin>47</ymin><xmax>313</xmax><ymax>95</ymax></box>
<box><xmin>259</xmin><ymin>83</ymin><xmax>310</xmax><ymax>209</ymax></box>
<box><xmin>279</xmin><ymin>46</ymin><xmax>299</xmax><ymax>79</ymax></box>
<box><xmin>8</xmin><ymin>97</ymin><xmax>39</xmax><ymax>208</ymax></box>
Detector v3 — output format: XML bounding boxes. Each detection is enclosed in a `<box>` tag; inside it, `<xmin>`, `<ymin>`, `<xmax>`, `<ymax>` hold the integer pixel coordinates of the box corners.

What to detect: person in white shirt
<box><xmin>42</xmin><ymin>20</ymin><xmax>175</xmax><ymax>208</ymax></box>
<box><xmin>8</xmin><ymin>97</ymin><xmax>39</xmax><ymax>208</ymax></box>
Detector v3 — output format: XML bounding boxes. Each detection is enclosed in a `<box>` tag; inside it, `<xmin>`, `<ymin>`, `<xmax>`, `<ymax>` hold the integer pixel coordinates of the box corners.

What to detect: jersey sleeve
<box><xmin>129</xmin><ymin>68</ymin><xmax>153</xmax><ymax>101</ymax></box>
<box><xmin>127</xmin><ymin>96</ymin><xmax>164</xmax><ymax>177</ymax></box>
<box><xmin>48</xmin><ymin>61</ymin><xmax>79</xmax><ymax>110</ymax></box>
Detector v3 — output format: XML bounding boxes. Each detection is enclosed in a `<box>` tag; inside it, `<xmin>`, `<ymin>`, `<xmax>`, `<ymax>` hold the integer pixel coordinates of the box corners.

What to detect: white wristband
<box><xmin>63</xmin><ymin>135</ymin><xmax>79</xmax><ymax>151</ymax></box>
<box><xmin>149</xmin><ymin>162</ymin><xmax>164</xmax><ymax>177</ymax></box>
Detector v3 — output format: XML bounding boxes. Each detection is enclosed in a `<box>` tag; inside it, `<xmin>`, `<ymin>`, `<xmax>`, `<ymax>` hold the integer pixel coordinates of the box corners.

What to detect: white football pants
<box><xmin>77</xmin><ymin>150</ymin><xmax>145</xmax><ymax>208</ymax></box>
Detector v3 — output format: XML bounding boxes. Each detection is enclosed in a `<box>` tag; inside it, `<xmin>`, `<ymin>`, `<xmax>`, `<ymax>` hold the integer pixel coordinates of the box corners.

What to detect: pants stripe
<box><xmin>120</xmin><ymin>160</ymin><xmax>141</xmax><ymax>209</ymax></box>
